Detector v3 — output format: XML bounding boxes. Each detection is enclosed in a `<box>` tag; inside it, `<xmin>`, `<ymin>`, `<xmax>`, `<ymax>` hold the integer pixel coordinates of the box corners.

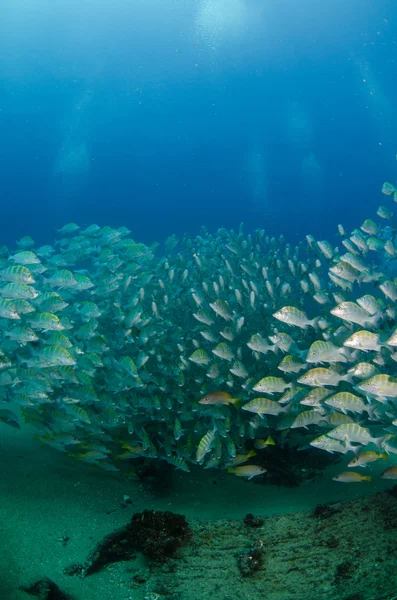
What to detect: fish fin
<box><xmin>364</xmin><ymin>475</ymin><xmax>372</xmax><ymax>482</ymax></box>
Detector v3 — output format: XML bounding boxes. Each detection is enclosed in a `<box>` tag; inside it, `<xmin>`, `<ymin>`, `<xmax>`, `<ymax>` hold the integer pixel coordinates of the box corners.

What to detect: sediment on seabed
<box><xmin>129</xmin><ymin>490</ymin><xmax>397</xmax><ymax>600</ymax></box>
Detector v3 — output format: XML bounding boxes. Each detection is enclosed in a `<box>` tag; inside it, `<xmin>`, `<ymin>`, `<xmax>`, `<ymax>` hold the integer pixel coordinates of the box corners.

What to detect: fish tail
<box><xmin>373</xmin><ymin>435</ymin><xmax>385</xmax><ymax>449</ymax></box>
<box><xmin>349</xmin><ymin>443</ymin><xmax>361</xmax><ymax>456</ymax></box>
<box><xmin>227</xmin><ymin>467</ymin><xmax>235</xmax><ymax>474</ymax></box>
<box><xmin>381</xmin><ymin>453</ymin><xmax>389</xmax><ymax>460</ymax></box>
<box><xmin>230</xmin><ymin>397</ymin><xmax>244</xmax><ymax>408</ymax></box>
<box><xmin>363</xmin><ymin>475</ymin><xmax>372</xmax><ymax>482</ymax></box>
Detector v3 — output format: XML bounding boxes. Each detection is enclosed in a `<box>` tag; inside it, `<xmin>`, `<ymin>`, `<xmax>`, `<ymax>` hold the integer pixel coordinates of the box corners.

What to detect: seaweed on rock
<box><xmin>79</xmin><ymin>510</ymin><xmax>191</xmax><ymax>576</ymax></box>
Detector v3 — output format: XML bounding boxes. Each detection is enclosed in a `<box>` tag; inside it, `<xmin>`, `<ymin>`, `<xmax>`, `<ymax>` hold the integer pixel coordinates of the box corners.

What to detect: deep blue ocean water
<box><xmin>1</xmin><ymin>0</ymin><xmax>396</xmax><ymax>248</ymax></box>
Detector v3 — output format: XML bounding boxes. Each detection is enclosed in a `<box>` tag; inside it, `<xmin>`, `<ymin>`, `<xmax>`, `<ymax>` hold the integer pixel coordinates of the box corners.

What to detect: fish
<box><xmin>196</xmin><ymin>429</ymin><xmax>217</xmax><ymax>462</ymax></box>
<box><xmin>277</xmin><ymin>355</ymin><xmax>306</xmax><ymax>373</ymax></box>
<box><xmin>381</xmin><ymin>182</ymin><xmax>397</xmax><ymax>196</ymax></box>
<box><xmin>329</xmin><ymin>262</ymin><xmax>362</xmax><ymax>283</ymax></box>
<box><xmin>199</xmin><ymin>392</ymin><xmax>240</xmax><ymax>406</ymax></box>
<box><xmin>324</xmin><ymin>392</ymin><xmax>371</xmax><ymax>416</ymax></box>
<box><xmin>0</xmin><ymin>299</ymin><xmax>20</xmax><ymax>320</ymax></box>
<box><xmin>330</xmin><ymin>302</ymin><xmax>379</xmax><ymax>328</ymax></box>
<box><xmin>328</xmin><ymin>423</ymin><xmax>381</xmax><ymax>447</ymax></box>
<box><xmin>332</xmin><ymin>472</ymin><xmax>372</xmax><ymax>483</ymax></box>
<box><xmin>0</xmin><ymin>180</ymin><xmax>396</xmax><ymax>481</ymax></box>
<box><xmin>212</xmin><ymin>343</ymin><xmax>235</xmax><ymax>362</ymax></box>
<box><xmin>247</xmin><ymin>334</ymin><xmax>275</xmax><ymax>354</ymax></box>
<box><xmin>241</xmin><ymin>397</ymin><xmax>287</xmax><ymax>416</ymax></box>
<box><xmin>291</xmin><ymin>409</ymin><xmax>326</xmax><ymax>429</ymax></box>
<box><xmin>306</xmin><ymin>341</ymin><xmax>347</xmax><ymax>364</ymax></box>
<box><xmin>229</xmin><ymin>360</ymin><xmax>249</xmax><ymax>379</ymax></box>
<box><xmin>0</xmin><ymin>265</ymin><xmax>35</xmax><ymax>284</ymax></box>
<box><xmin>253</xmin><ymin>376</ymin><xmax>292</xmax><ymax>394</ymax></box>
<box><xmin>310</xmin><ymin>435</ymin><xmax>352</xmax><ymax>454</ymax></box>
<box><xmin>9</xmin><ymin>251</ymin><xmax>40</xmax><ymax>265</ymax></box>
<box><xmin>229</xmin><ymin>450</ymin><xmax>257</xmax><ymax>466</ymax></box>
<box><xmin>348</xmin><ymin>451</ymin><xmax>388</xmax><ymax>468</ymax></box>
<box><xmin>28</xmin><ymin>312</ymin><xmax>65</xmax><ymax>331</ymax></box>
<box><xmin>227</xmin><ymin>465</ymin><xmax>267</xmax><ymax>479</ymax></box>
<box><xmin>273</xmin><ymin>306</ymin><xmax>317</xmax><ymax>329</ymax></box>
<box><xmin>348</xmin><ymin>362</ymin><xmax>378</xmax><ymax>380</ymax></box>
<box><xmin>254</xmin><ymin>436</ymin><xmax>275</xmax><ymax>449</ymax></box>
<box><xmin>356</xmin><ymin>374</ymin><xmax>397</xmax><ymax>401</ymax></box>
<box><xmin>380</xmin><ymin>466</ymin><xmax>397</xmax><ymax>479</ymax></box>
<box><xmin>356</xmin><ymin>295</ymin><xmax>382</xmax><ymax>316</ymax></box>
<box><xmin>209</xmin><ymin>299</ymin><xmax>234</xmax><ymax>321</ymax></box>
<box><xmin>377</xmin><ymin>205</ymin><xmax>392</xmax><ymax>219</ymax></box>
<box><xmin>300</xmin><ymin>387</ymin><xmax>332</xmax><ymax>407</ymax></box>
<box><xmin>297</xmin><ymin>367</ymin><xmax>350</xmax><ymax>387</ymax></box>
<box><xmin>343</xmin><ymin>330</ymin><xmax>383</xmax><ymax>352</ymax></box>
<box><xmin>189</xmin><ymin>349</ymin><xmax>211</xmax><ymax>365</ymax></box>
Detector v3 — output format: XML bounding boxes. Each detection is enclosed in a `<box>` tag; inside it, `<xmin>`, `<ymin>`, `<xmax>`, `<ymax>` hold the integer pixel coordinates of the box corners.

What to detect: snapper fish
<box><xmin>330</xmin><ymin>302</ymin><xmax>379</xmax><ymax>328</ymax></box>
<box><xmin>348</xmin><ymin>451</ymin><xmax>388</xmax><ymax>468</ymax></box>
<box><xmin>381</xmin><ymin>467</ymin><xmax>397</xmax><ymax>479</ymax></box>
<box><xmin>227</xmin><ymin>465</ymin><xmax>266</xmax><ymax>479</ymax></box>
<box><xmin>332</xmin><ymin>471</ymin><xmax>371</xmax><ymax>483</ymax></box>
<box><xmin>0</xmin><ymin>298</ymin><xmax>20</xmax><ymax>320</ymax></box>
<box><xmin>343</xmin><ymin>330</ymin><xmax>383</xmax><ymax>352</ymax></box>
<box><xmin>310</xmin><ymin>435</ymin><xmax>349</xmax><ymax>455</ymax></box>
<box><xmin>0</xmin><ymin>265</ymin><xmax>35</xmax><ymax>284</ymax></box>
<box><xmin>0</xmin><ymin>283</ymin><xmax>39</xmax><ymax>300</ymax></box>
<box><xmin>9</xmin><ymin>251</ymin><xmax>40</xmax><ymax>265</ymax></box>
<box><xmin>253</xmin><ymin>376</ymin><xmax>292</xmax><ymax>394</ymax></box>
<box><xmin>356</xmin><ymin>374</ymin><xmax>397</xmax><ymax>401</ymax></box>
<box><xmin>305</xmin><ymin>341</ymin><xmax>347</xmax><ymax>364</ymax></box>
<box><xmin>327</xmin><ymin>423</ymin><xmax>381</xmax><ymax>447</ymax></box>
<box><xmin>189</xmin><ymin>349</ymin><xmax>211</xmax><ymax>365</ymax></box>
<box><xmin>209</xmin><ymin>299</ymin><xmax>234</xmax><ymax>321</ymax></box>
<box><xmin>247</xmin><ymin>333</ymin><xmax>275</xmax><ymax>354</ymax></box>
<box><xmin>273</xmin><ymin>306</ymin><xmax>317</xmax><ymax>329</ymax></box>
<box><xmin>241</xmin><ymin>397</ymin><xmax>287</xmax><ymax>416</ymax></box>
<box><xmin>199</xmin><ymin>392</ymin><xmax>241</xmax><ymax>406</ymax></box>
<box><xmin>297</xmin><ymin>367</ymin><xmax>351</xmax><ymax>387</ymax></box>
<box><xmin>324</xmin><ymin>392</ymin><xmax>371</xmax><ymax>416</ymax></box>
<box><xmin>196</xmin><ymin>429</ymin><xmax>217</xmax><ymax>462</ymax></box>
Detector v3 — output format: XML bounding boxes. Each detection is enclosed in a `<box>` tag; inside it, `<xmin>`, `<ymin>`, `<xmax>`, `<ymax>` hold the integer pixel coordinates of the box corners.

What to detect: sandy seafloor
<box><xmin>1</xmin><ymin>422</ymin><xmax>397</xmax><ymax>600</ymax></box>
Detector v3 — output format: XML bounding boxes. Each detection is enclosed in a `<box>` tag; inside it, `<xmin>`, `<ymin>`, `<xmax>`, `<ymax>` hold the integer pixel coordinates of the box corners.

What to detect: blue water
<box><xmin>1</xmin><ymin>0</ymin><xmax>396</xmax><ymax>248</ymax></box>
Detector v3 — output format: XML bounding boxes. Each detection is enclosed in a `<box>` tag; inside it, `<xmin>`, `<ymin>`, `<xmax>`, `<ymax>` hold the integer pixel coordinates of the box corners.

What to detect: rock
<box><xmin>20</xmin><ymin>578</ymin><xmax>74</xmax><ymax>600</ymax></box>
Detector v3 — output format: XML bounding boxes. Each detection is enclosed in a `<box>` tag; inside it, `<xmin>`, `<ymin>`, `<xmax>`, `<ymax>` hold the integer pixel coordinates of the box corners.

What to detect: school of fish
<box><xmin>1</xmin><ymin>182</ymin><xmax>397</xmax><ymax>483</ymax></box>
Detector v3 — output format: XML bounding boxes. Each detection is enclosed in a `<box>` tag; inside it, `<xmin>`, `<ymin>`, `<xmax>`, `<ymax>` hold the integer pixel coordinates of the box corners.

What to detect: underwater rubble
<box><xmin>0</xmin><ymin>183</ymin><xmax>397</xmax><ymax>485</ymax></box>
<box><xmin>73</xmin><ymin>509</ymin><xmax>191</xmax><ymax>576</ymax></box>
